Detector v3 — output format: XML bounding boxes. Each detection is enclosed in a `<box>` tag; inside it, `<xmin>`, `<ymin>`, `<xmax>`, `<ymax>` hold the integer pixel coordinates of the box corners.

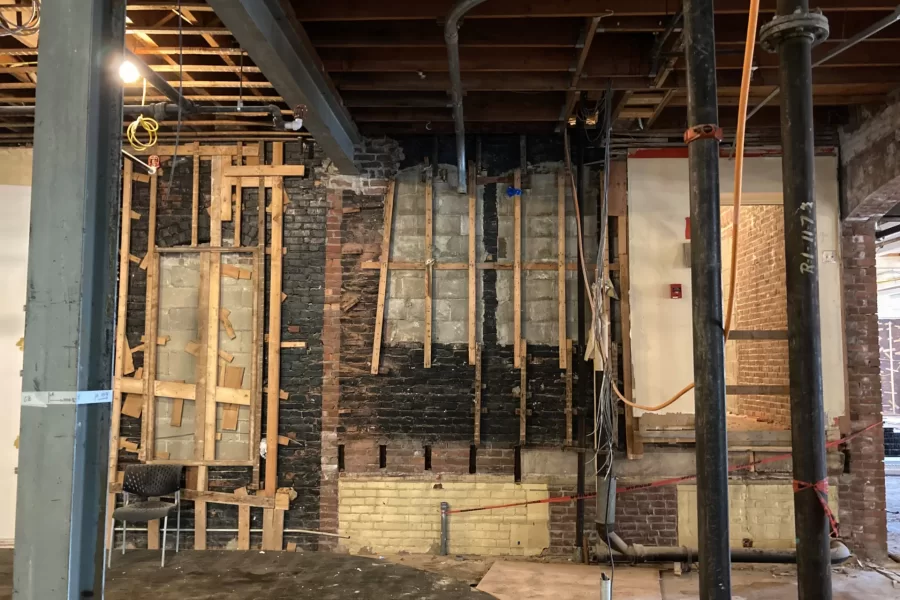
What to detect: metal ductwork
<box><xmin>445</xmin><ymin>0</ymin><xmax>487</xmax><ymax>194</ymax></box>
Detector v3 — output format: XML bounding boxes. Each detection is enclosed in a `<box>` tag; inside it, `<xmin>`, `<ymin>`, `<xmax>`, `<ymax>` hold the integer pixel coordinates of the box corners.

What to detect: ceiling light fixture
<box><xmin>118</xmin><ymin>60</ymin><xmax>140</xmax><ymax>84</ymax></box>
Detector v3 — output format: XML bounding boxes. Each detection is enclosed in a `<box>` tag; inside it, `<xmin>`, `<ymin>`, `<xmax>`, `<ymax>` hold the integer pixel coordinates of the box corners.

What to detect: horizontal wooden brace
<box><xmin>361</xmin><ymin>260</ymin><xmax>590</xmax><ymax>271</ymax></box>
<box><xmin>223</xmin><ymin>165</ymin><xmax>306</xmax><ymax>178</ymax></box>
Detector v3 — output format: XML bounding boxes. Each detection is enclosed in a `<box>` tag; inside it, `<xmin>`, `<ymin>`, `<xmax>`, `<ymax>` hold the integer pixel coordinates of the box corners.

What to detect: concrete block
<box><xmin>404</xmin><ymin>299</ymin><xmax>425</xmax><ymax>320</ymax></box>
<box><xmin>524</xmin><ymin>237</ymin><xmax>556</xmax><ymax>261</ymax></box>
<box><xmin>394</xmin><ymin>235</ymin><xmax>424</xmax><ymax>261</ymax></box>
<box><xmin>523</xmin><ymin>275</ymin><xmax>557</xmax><ymax>301</ymax></box>
<box><xmin>222</xmin><ymin>287</ymin><xmax>253</xmax><ymax>308</ymax></box>
<box><xmin>162</xmin><ymin>264</ymin><xmax>201</xmax><ymax>288</ymax></box>
<box><xmin>387</xmin><ymin>318</ymin><xmax>422</xmax><ymax>343</ymax></box>
<box><xmin>392</xmin><ymin>271</ymin><xmax>425</xmax><ymax>299</ymax></box>
<box><xmin>433</xmin><ymin>235</ymin><xmax>467</xmax><ymax>261</ymax></box>
<box><xmin>386</xmin><ymin>297</ymin><xmax>407</xmax><ymax>321</ymax></box>
<box><xmin>217</xmin><ymin>440</ymin><xmax>249</xmax><ymax>461</ymax></box>
<box><xmin>160</xmin><ymin>286</ymin><xmax>199</xmax><ymax>309</ymax></box>
<box><xmin>434</xmin><ymin>215</ymin><xmax>464</xmax><ymax>236</ymax></box>
<box><xmin>227</xmin><ymin>307</ymin><xmax>254</xmax><ymax>332</ymax></box>
<box><xmin>433</xmin><ymin>272</ymin><xmax>468</xmax><ymax>299</ymax></box>
<box><xmin>523</xmin><ymin>321</ymin><xmax>555</xmax><ymax>345</ymax></box>
<box><xmin>434</xmin><ymin>299</ymin><xmax>467</xmax><ymax>322</ymax></box>
<box><xmin>525</xmin><ymin>216</ymin><xmax>556</xmax><ymax>238</ymax></box>
<box><xmin>394</xmin><ymin>215</ymin><xmax>425</xmax><ymax>236</ymax></box>
<box><xmin>161</xmin><ymin>307</ymin><xmax>199</xmax><ymax>333</ymax></box>
<box><xmin>435</xmin><ymin>321</ymin><xmax>465</xmax><ymax>343</ymax></box>
<box><xmin>219</xmin><ymin>331</ymin><xmax>248</xmax><ymax>354</ymax></box>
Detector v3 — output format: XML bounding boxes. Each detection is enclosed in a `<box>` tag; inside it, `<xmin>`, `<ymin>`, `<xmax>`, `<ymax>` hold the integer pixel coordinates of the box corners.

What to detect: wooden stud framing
<box><xmin>191</xmin><ymin>142</ymin><xmax>200</xmax><ymax>247</ymax></box>
<box><xmin>251</xmin><ymin>142</ymin><xmax>265</xmax><ymax>488</ymax></box>
<box><xmin>513</xmin><ymin>168</ymin><xmax>522</xmax><ymax>368</ymax></box>
<box><xmin>266</xmin><ymin>142</ymin><xmax>286</xmax><ymax>502</ymax></box>
<box><xmin>474</xmin><ymin>344</ymin><xmax>482</xmax><ymax>445</ymax></box>
<box><xmin>609</xmin><ymin>161</ymin><xmax>642</xmax><ymax>458</ymax></box>
<box><xmin>557</xmin><ymin>168</ymin><xmax>567</xmax><ymax>369</ymax></box>
<box><xmin>424</xmin><ymin>170</ymin><xmax>433</xmax><ymax>368</ymax></box>
<box><xmin>140</xmin><ymin>172</ymin><xmax>159</xmax><ymax>462</ymax></box>
<box><xmin>371</xmin><ymin>180</ymin><xmax>396</xmax><ymax>375</ymax></box>
<box><xmin>519</xmin><ymin>341</ymin><xmax>527</xmax><ymax>444</ymax></box>
<box><xmin>194</xmin><ymin>255</ymin><xmax>211</xmax><ymax>461</ymax></box>
<box><xmin>238</xmin><ymin>505</ymin><xmax>250</xmax><ymax>549</ymax></box>
<box><xmin>234</xmin><ymin>141</ymin><xmax>242</xmax><ymax>246</ymax></box>
<box><xmin>107</xmin><ymin>159</ymin><xmax>133</xmax><ymax>553</ymax></box>
<box><xmin>468</xmin><ymin>164</ymin><xmax>477</xmax><ymax>365</ymax></box>
<box><xmin>565</xmin><ymin>339</ymin><xmax>574</xmax><ymax>445</ymax></box>
<box><xmin>195</xmin><ymin>465</ymin><xmax>208</xmax><ymax>549</ymax></box>
<box><xmin>224</xmin><ymin>164</ymin><xmax>304</xmax><ymax>178</ymax></box>
<box><xmin>205</xmin><ymin>157</ymin><xmax>224</xmax><ymax>461</ymax></box>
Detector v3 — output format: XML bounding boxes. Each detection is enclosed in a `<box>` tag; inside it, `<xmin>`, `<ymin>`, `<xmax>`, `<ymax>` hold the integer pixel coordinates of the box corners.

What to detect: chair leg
<box><xmin>122</xmin><ymin>521</ymin><xmax>127</xmax><ymax>555</ymax></box>
<box><xmin>161</xmin><ymin>516</ymin><xmax>168</xmax><ymax>568</ymax></box>
<box><xmin>176</xmin><ymin>502</ymin><xmax>181</xmax><ymax>553</ymax></box>
<box><xmin>107</xmin><ymin>518</ymin><xmax>113</xmax><ymax>569</ymax></box>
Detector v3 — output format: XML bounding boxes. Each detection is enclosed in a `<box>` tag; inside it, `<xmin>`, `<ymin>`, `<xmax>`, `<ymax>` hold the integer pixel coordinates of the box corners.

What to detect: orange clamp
<box><xmin>683</xmin><ymin>124</ymin><xmax>724</xmax><ymax>145</ymax></box>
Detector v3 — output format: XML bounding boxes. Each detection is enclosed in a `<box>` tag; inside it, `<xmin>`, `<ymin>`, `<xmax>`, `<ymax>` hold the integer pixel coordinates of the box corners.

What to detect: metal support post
<box><xmin>12</xmin><ymin>0</ymin><xmax>126</xmax><ymax>598</ymax></box>
<box><xmin>440</xmin><ymin>502</ymin><xmax>450</xmax><ymax>556</ymax></box>
<box><xmin>759</xmin><ymin>5</ymin><xmax>831</xmax><ymax>600</ymax></box>
<box><xmin>682</xmin><ymin>0</ymin><xmax>731</xmax><ymax>596</ymax></box>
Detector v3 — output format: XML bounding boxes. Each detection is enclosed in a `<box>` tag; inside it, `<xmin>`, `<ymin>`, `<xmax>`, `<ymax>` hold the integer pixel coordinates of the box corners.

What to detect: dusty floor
<box><xmin>1</xmin><ymin>549</ymin><xmax>899</xmax><ymax>598</ymax></box>
<box><xmin>888</xmin><ymin>473</ymin><xmax>900</xmax><ymax>556</ymax></box>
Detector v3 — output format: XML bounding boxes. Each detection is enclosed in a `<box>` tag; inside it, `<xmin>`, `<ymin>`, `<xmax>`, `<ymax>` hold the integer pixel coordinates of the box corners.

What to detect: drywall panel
<box><xmin>627</xmin><ymin>156</ymin><xmax>845</xmax><ymax>420</ymax></box>
<box><xmin>0</xmin><ymin>175</ymin><xmax>31</xmax><ymax>544</ymax></box>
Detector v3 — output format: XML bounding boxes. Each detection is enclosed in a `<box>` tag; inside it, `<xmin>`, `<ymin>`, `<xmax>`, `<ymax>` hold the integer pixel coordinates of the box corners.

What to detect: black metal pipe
<box><xmin>445</xmin><ymin>0</ymin><xmax>487</xmax><ymax>194</ymax></box>
<box><xmin>762</xmin><ymin>0</ymin><xmax>832</xmax><ymax>597</ymax></box>
<box><xmin>125</xmin><ymin>50</ymin><xmax>195</xmax><ymax>115</ymax></box>
<box><xmin>604</xmin><ymin>532</ymin><xmax>851</xmax><ymax>565</ymax></box>
<box><xmin>683</xmin><ymin>0</ymin><xmax>731</xmax><ymax>596</ymax></box>
<box><xmin>574</xmin><ymin>132</ymin><xmax>587</xmax><ymax>553</ymax></box>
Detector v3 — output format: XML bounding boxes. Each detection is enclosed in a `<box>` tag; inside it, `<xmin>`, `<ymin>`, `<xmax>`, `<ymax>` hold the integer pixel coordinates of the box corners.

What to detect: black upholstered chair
<box><xmin>111</xmin><ymin>464</ymin><xmax>183</xmax><ymax>567</ymax></box>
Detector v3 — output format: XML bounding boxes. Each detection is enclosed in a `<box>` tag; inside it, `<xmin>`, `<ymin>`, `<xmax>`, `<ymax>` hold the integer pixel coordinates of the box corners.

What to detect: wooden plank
<box><xmin>122</xmin><ymin>394</ymin><xmax>144</xmax><ymax>418</ymax></box>
<box><xmin>280</xmin><ymin>341</ymin><xmax>307</xmax><ymax>348</ymax></box>
<box><xmin>266</xmin><ymin>170</ymin><xmax>285</xmax><ymax>495</ymax></box>
<box><xmin>117</xmin><ymin>376</ymin><xmax>144</xmax><ymax>395</ymax></box>
<box><xmin>251</xmin><ymin>142</ymin><xmax>265</xmax><ymax>490</ymax></box>
<box><xmin>194</xmin><ymin>256</ymin><xmax>211</xmax><ymax>460</ymax></box>
<box><xmin>191</xmin><ymin>142</ymin><xmax>200</xmax><ymax>246</ymax></box>
<box><xmin>361</xmin><ymin>260</ymin><xmax>587</xmax><ymax>271</ymax></box>
<box><xmin>558</xmin><ymin>168</ymin><xmax>567</xmax><ymax>369</ymax></box>
<box><xmin>474</xmin><ymin>344</ymin><xmax>482</xmax><ymax>445</ymax></box>
<box><xmin>223</xmin><ymin>365</ymin><xmax>244</xmax><ymax>388</ymax></box>
<box><xmin>370</xmin><ymin>180</ymin><xmax>396</xmax><ymax>375</ymax></box>
<box><xmin>216</xmin><ymin>386</ymin><xmax>251</xmax><ymax>405</ymax></box>
<box><xmin>513</xmin><ymin>168</ymin><xmax>522</xmax><ymax>368</ymax></box>
<box><xmin>155</xmin><ymin>380</ymin><xmax>196</xmax><ymax>400</ymax></box>
<box><xmin>238</xmin><ymin>505</ymin><xmax>251</xmax><ymax>549</ymax></box>
<box><xmin>141</xmin><ymin>173</ymin><xmax>159</xmax><ymax>462</ymax></box>
<box><xmin>127</xmin><ymin>144</ymin><xmax>259</xmax><ymax>157</ymax></box>
<box><xmin>147</xmin><ymin>513</ymin><xmax>160</xmax><ymax>550</ymax></box>
<box><xmin>519</xmin><ymin>341</ymin><xmax>527</xmax><ymax>444</ymax></box>
<box><xmin>234</xmin><ymin>141</ymin><xmax>243</xmax><ymax>246</ymax></box>
<box><xmin>194</xmin><ymin>465</ymin><xmax>208</xmax><ymax>549</ymax></box>
<box><xmin>205</xmin><ymin>157</ymin><xmax>224</xmax><ymax>461</ymax></box>
<box><xmin>181</xmin><ymin>488</ymin><xmax>276</xmax><ymax>508</ymax></box>
<box><xmin>468</xmin><ymin>164</ymin><xmax>477</xmax><ymax>365</ymax></box>
<box><xmin>220</xmin><ymin>307</ymin><xmax>236</xmax><ymax>339</ymax></box>
<box><xmin>565</xmin><ymin>340</ymin><xmax>574</xmax><ymax>445</ymax></box>
<box><xmin>424</xmin><ymin>169</ymin><xmax>433</xmax><ymax>368</ymax></box>
<box><xmin>171</xmin><ymin>398</ymin><xmax>184</xmax><ymax>427</ymax></box>
<box><xmin>124</xmin><ymin>341</ymin><xmax>136</xmax><ymax>375</ymax></box>
<box><xmin>224</xmin><ymin>164</ymin><xmax>305</xmax><ymax>178</ymax></box>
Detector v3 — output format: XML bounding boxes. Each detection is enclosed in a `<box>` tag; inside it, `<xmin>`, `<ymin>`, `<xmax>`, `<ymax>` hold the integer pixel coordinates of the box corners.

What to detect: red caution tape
<box><xmin>445</xmin><ymin>421</ymin><xmax>881</xmax><ymax>515</ymax></box>
<box><xmin>793</xmin><ymin>478</ymin><xmax>840</xmax><ymax>538</ymax></box>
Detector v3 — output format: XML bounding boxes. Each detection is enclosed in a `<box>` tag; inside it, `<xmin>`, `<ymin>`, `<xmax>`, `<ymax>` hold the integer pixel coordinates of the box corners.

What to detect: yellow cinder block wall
<box><xmin>338</xmin><ymin>477</ymin><xmax>550</xmax><ymax>556</ymax></box>
<box><xmin>677</xmin><ymin>483</ymin><xmax>838</xmax><ymax>549</ymax></box>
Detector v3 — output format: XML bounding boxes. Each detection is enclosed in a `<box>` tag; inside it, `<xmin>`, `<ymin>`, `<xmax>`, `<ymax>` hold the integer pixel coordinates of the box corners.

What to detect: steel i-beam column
<box><xmin>13</xmin><ymin>0</ymin><xmax>126</xmax><ymax>598</ymax></box>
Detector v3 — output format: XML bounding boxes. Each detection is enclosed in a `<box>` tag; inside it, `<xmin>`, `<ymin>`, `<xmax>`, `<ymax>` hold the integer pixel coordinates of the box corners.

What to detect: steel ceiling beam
<box><xmin>207</xmin><ymin>0</ymin><xmax>360</xmax><ymax>173</ymax></box>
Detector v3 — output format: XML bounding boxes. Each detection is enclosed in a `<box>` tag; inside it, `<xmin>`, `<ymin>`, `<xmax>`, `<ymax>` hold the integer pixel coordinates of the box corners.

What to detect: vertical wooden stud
<box><xmin>558</xmin><ymin>168</ymin><xmax>567</xmax><ymax>369</ymax></box>
<box><xmin>195</xmin><ymin>465</ymin><xmax>208</xmax><ymax>549</ymax></box>
<box><xmin>468</xmin><ymin>163</ymin><xmax>477</xmax><ymax>365</ymax></box>
<box><xmin>565</xmin><ymin>339</ymin><xmax>574</xmax><ymax>446</ymax></box>
<box><xmin>251</xmin><ymin>142</ymin><xmax>265</xmax><ymax>488</ymax></box>
<box><xmin>140</xmin><ymin>172</ymin><xmax>159</xmax><ymax>462</ymax></box>
<box><xmin>513</xmin><ymin>168</ymin><xmax>522</xmax><ymax>368</ymax></box>
<box><xmin>234</xmin><ymin>141</ymin><xmax>243</xmax><ymax>246</ymax></box>
<box><xmin>238</xmin><ymin>505</ymin><xmax>250</xmax><ymax>550</ymax></box>
<box><xmin>474</xmin><ymin>344</ymin><xmax>482</xmax><ymax>445</ymax></box>
<box><xmin>519</xmin><ymin>340</ymin><xmax>527</xmax><ymax>444</ymax></box>
<box><xmin>266</xmin><ymin>170</ymin><xmax>285</xmax><ymax>495</ymax></box>
<box><xmin>205</xmin><ymin>157</ymin><xmax>224</xmax><ymax>461</ymax></box>
<box><xmin>191</xmin><ymin>142</ymin><xmax>200</xmax><ymax>247</ymax></box>
<box><xmin>107</xmin><ymin>159</ymin><xmax>133</xmax><ymax>552</ymax></box>
<box><xmin>371</xmin><ymin>180</ymin><xmax>396</xmax><ymax>375</ymax></box>
<box><xmin>194</xmin><ymin>255</ymin><xmax>211</xmax><ymax>461</ymax></box>
<box><xmin>424</xmin><ymin>170</ymin><xmax>433</xmax><ymax>368</ymax></box>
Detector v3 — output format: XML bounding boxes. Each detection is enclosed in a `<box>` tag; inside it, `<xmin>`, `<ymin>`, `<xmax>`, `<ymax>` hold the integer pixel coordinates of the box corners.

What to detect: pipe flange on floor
<box><xmin>758</xmin><ymin>10</ymin><xmax>829</xmax><ymax>53</ymax></box>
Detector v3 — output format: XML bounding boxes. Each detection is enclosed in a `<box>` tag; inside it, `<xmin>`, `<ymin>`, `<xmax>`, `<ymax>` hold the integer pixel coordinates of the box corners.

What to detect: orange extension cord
<box><xmin>567</xmin><ymin>0</ymin><xmax>760</xmax><ymax>412</ymax></box>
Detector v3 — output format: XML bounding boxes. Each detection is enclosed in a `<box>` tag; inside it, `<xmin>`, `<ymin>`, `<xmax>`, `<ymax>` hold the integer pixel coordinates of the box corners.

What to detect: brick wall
<box><xmin>728</xmin><ymin>205</ymin><xmax>790</xmax><ymax>425</ymax></box>
<box><xmin>839</xmin><ymin>221</ymin><xmax>887</xmax><ymax>560</ymax></box>
<box><xmin>878</xmin><ymin>319</ymin><xmax>900</xmax><ymax>416</ymax></box>
<box><xmin>338</xmin><ymin>478</ymin><xmax>551</xmax><ymax>556</ymax></box>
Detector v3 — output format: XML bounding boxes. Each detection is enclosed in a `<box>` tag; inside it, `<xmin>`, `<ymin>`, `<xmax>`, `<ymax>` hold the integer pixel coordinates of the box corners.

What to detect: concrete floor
<box><xmin>0</xmin><ymin>549</ymin><xmax>898</xmax><ymax>598</ymax></box>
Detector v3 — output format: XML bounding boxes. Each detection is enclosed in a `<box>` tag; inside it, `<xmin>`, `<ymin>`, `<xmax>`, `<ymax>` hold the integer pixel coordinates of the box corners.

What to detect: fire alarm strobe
<box><xmin>148</xmin><ymin>155</ymin><xmax>160</xmax><ymax>169</ymax></box>
<box><xmin>670</xmin><ymin>284</ymin><xmax>683</xmax><ymax>299</ymax></box>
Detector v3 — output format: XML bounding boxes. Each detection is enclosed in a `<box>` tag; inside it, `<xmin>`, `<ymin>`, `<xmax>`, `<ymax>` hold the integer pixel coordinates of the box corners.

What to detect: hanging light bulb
<box><xmin>118</xmin><ymin>60</ymin><xmax>140</xmax><ymax>84</ymax></box>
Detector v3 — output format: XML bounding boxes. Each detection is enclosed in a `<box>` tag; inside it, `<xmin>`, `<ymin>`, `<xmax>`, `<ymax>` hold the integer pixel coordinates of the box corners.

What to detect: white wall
<box><xmin>0</xmin><ymin>147</ymin><xmax>32</xmax><ymax>544</ymax></box>
<box><xmin>627</xmin><ymin>155</ymin><xmax>846</xmax><ymax>421</ymax></box>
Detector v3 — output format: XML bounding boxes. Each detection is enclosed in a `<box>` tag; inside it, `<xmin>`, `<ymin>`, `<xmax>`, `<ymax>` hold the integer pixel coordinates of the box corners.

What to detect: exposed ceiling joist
<box><xmin>207</xmin><ymin>0</ymin><xmax>360</xmax><ymax>172</ymax></box>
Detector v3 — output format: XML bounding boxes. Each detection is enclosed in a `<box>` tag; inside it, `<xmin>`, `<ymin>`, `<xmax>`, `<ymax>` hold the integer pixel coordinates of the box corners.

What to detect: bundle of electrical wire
<box><xmin>0</xmin><ymin>0</ymin><xmax>40</xmax><ymax>37</ymax></box>
<box><xmin>127</xmin><ymin>115</ymin><xmax>159</xmax><ymax>152</ymax></box>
